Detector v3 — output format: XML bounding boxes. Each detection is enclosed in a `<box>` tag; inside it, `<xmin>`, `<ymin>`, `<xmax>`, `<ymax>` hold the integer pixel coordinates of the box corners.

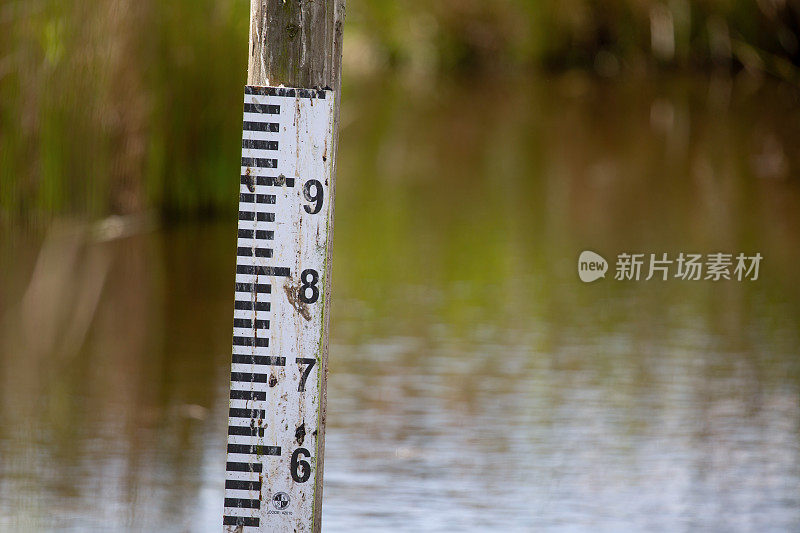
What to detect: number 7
<box><xmin>296</xmin><ymin>358</ymin><xmax>316</xmax><ymax>392</ymax></box>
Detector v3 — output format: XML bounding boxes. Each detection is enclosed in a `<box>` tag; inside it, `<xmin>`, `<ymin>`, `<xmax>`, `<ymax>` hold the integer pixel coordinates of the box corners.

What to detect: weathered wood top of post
<box><xmin>248</xmin><ymin>0</ymin><xmax>345</xmax><ymax>90</ymax></box>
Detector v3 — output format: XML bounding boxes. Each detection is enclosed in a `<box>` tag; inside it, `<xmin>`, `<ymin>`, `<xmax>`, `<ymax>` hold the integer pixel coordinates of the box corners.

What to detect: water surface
<box><xmin>1</xmin><ymin>76</ymin><xmax>799</xmax><ymax>531</ymax></box>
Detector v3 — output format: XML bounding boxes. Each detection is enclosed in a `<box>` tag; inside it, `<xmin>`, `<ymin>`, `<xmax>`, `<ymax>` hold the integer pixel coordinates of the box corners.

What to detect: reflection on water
<box><xmin>1</xmin><ymin>76</ymin><xmax>799</xmax><ymax>531</ymax></box>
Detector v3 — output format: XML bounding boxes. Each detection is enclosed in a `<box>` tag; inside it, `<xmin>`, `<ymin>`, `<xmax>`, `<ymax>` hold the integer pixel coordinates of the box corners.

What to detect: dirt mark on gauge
<box><xmin>284</xmin><ymin>279</ymin><xmax>312</xmax><ymax>321</ymax></box>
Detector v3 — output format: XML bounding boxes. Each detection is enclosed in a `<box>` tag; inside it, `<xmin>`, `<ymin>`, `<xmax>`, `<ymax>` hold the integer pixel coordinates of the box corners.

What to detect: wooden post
<box><xmin>247</xmin><ymin>1</ymin><xmax>345</xmax><ymax>91</ymax></box>
<box><xmin>223</xmin><ymin>2</ymin><xmax>344</xmax><ymax>532</ymax></box>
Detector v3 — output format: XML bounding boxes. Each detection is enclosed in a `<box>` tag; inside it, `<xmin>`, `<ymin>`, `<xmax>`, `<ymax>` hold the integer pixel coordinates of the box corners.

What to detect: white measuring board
<box><xmin>223</xmin><ymin>86</ymin><xmax>335</xmax><ymax>532</ymax></box>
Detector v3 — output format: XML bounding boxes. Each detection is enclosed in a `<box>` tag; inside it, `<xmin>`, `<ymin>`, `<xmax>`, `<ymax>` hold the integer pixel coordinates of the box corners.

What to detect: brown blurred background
<box><xmin>1</xmin><ymin>1</ymin><xmax>800</xmax><ymax>531</ymax></box>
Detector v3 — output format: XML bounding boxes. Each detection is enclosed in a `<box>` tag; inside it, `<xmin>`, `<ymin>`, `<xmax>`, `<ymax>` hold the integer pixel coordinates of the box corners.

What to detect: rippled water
<box><xmin>1</xmin><ymin>77</ymin><xmax>799</xmax><ymax>531</ymax></box>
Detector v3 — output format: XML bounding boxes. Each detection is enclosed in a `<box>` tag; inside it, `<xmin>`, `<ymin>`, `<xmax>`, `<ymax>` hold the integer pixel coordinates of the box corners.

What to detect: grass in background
<box><xmin>0</xmin><ymin>0</ymin><xmax>798</xmax><ymax>221</ymax></box>
<box><xmin>0</xmin><ymin>0</ymin><xmax>248</xmax><ymax>221</ymax></box>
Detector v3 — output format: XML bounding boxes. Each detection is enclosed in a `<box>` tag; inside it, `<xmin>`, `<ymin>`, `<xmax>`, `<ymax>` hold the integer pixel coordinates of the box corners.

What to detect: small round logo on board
<box><xmin>272</xmin><ymin>491</ymin><xmax>291</xmax><ymax>510</ymax></box>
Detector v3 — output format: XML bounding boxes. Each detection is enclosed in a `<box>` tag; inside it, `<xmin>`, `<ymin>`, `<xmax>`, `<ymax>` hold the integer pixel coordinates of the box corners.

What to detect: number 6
<box><xmin>291</xmin><ymin>448</ymin><xmax>312</xmax><ymax>483</ymax></box>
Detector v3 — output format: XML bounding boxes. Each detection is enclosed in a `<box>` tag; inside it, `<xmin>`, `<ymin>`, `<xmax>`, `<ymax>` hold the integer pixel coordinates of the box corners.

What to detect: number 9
<box><xmin>303</xmin><ymin>180</ymin><xmax>323</xmax><ymax>214</ymax></box>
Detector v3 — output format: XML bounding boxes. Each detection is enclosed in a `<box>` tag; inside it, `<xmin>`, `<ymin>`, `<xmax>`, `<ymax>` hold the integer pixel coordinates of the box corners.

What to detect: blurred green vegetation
<box><xmin>0</xmin><ymin>0</ymin><xmax>249</xmax><ymax>220</ymax></box>
<box><xmin>349</xmin><ymin>0</ymin><xmax>800</xmax><ymax>76</ymax></box>
<box><xmin>1</xmin><ymin>0</ymin><xmax>799</xmax><ymax>220</ymax></box>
